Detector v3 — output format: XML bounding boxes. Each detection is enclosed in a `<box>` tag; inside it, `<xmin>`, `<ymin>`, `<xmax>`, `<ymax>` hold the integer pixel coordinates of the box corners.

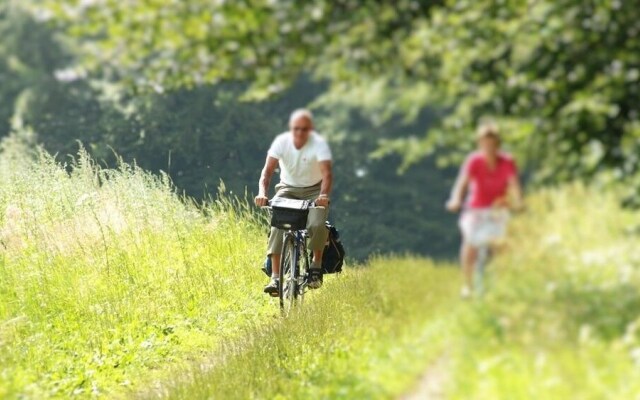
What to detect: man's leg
<box><xmin>312</xmin><ymin>249</ymin><xmax>323</xmax><ymax>266</ymax></box>
<box><xmin>307</xmin><ymin>220</ymin><xmax>329</xmax><ymax>267</ymax></box>
<box><xmin>292</xmin><ymin>183</ymin><xmax>328</xmax><ymax>265</ymax></box>
<box><xmin>307</xmin><ymin>208</ymin><xmax>329</xmax><ymax>265</ymax></box>
<box><xmin>306</xmin><ymin>206</ymin><xmax>329</xmax><ymax>289</ymax></box>
<box><xmin>264</xmin><ymin>226</ymin><xmax>285</xmax><ymax>295</ymax></box>
<box><xmin>271</xmin><ymin>253</ymin><xmax>281</xmax><ymax>276</ymax></box>
<box><xmin>263</xmin><ymin>182</ymin><xmax>292</xmax><ymax>294</ymax></box>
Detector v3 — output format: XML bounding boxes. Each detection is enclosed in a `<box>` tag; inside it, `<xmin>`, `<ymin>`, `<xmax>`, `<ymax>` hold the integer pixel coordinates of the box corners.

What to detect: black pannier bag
<box><xmin>269</xmin><ymin>198</ymin><xmax>310</xmax><ymax>230</ymax></box>
<box><xmin>262</xmin><ymin>221</ymin><xmax>346</xmax><ymax>277</ymax></box>
<box><xmin>322</xmin><ymin>223</ymin><xmax>346</xmax><ymax>274</ymax></box>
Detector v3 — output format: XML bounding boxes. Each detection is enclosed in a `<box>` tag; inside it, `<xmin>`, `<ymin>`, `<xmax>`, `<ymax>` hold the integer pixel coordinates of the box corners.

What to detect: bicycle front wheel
<box><xmin>297</xmin><ymin>237</ymin><xmax>310</xmax><ymax>305</ymax></box>
<box><xmin>279</xmin><ymin>234</ymin><xmax>298</xmax><ymax>314</ymax></box>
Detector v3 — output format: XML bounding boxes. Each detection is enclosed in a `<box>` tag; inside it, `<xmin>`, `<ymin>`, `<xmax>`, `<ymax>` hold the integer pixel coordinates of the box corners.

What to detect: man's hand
<box><xmin>315</xmin><ymin>196</ymin><xmax>330</xmax><ymax>207</ymax></box>
<box><xmin>446</xmin><ymin>199</ymin><xmax>462</xmax><ymax>213</ymax></box>
<box><xmin>255</xmin><ymin>195</ymin><xmax>269</xmax><ymax>207</ymax></box>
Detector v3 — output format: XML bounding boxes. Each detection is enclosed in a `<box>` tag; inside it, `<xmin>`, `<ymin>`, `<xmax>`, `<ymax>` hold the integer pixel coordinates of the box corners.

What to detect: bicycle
<box><xmin>264</xmin><ymin>198</ymin><xmax>324</xmax><ymax>314</ymax></box>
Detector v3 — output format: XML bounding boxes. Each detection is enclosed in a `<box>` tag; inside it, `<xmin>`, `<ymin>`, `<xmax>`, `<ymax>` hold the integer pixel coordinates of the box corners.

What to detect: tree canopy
<box><xmin>38</xmin><ymin>0</ymin><xmax>640</xmax><ymax>184</ymax></box>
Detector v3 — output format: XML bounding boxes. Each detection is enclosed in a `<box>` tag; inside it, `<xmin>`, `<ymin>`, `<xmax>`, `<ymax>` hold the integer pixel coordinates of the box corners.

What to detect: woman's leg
<box><xmin>460</xmin><ymin>241</ymin><xmax>478</xmax><ymax>291</ymax></box>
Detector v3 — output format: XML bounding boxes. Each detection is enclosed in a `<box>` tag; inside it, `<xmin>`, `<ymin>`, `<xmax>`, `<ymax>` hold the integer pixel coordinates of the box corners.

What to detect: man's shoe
<box><xmin>264</xmin><ymin>277</ymin><xmax>279</xmax><ymax>296</ymax></box>
<box><xmin>307</xmin><ymin>269</ymin><xmax>323</xmax><ymax>290</ymax></box>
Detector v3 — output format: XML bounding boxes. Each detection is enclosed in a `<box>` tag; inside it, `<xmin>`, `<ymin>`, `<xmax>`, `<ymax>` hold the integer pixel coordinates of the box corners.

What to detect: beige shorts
<box><xmin>459</xmin><ymin>208</ymin><xmax>510</xmax><ymax>247</ymax></box>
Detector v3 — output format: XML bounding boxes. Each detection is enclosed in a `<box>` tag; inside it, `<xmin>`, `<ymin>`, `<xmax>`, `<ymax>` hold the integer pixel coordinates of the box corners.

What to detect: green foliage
<box><xmin>161</xmin><ymin>258</ymin><xmax>460</xmax><ymax>399</ymax></box>
<box><xmin>447</xmin><ymin>184</ymin><xmax>640</xmax><ymax>398</ymax></box>
<box><xmin>3</xmin><ymin>2</ymin><xmax>640</xmax><ymax>398</ymax></box>
<box><xmin>169</xmin><ymin>184</ymin><xmax>640</xmax><ymax>400</ymax></box>
<box><xmin>318</xmin><ymin>106</ymin><xmax>458</xmax><ymax>260</ymax></box>
<box><xmin>2</xmin><ymin>151</ymin><xmax>640</xmax><ymax>399</ymax></box>
<box><xmin>40</xmin><ymin>0</ymin><xmax>640</xmax><ymax>185</ymax></box>
<box><xmin>0</xmin><ymin>1</ymin><xmax>109</xmax><ymax>157</ymax></box>
<box><xmin>36</xmin><ymin>1</ymin><xmax>441</xmax><ymax>97</ymax></box>
<box><xmin>0</xmin><ymin>149</ymin><xmax>460</xmax><ymax>398</ymax></box>
<box><xmin>0</xmin><ymin>151</ymin><xmax>274</xmax><ymax>398</ymax></box>
<box><xmin>100</xmin><ymin>84</ymin><xmax>288</xmax><ymax>197</ymax></box>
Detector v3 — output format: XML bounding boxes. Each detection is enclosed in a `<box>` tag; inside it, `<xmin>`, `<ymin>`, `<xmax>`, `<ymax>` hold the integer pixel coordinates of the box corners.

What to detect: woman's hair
<box><xmin>475</xmin><ymin>121</ymin><xmax>501</xmax><ymax>144</ymax></box>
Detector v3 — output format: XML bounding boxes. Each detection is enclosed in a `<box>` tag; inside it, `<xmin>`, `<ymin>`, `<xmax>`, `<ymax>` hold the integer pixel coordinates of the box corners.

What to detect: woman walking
<box><xmin>446</xmin><ymin>122</ymin><xmax>524</xmax><ymax>298</ymax></box>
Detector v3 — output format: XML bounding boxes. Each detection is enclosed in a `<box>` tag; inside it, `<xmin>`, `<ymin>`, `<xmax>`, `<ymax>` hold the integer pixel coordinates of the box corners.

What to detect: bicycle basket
<box><xmin>270</xmin><ymin>198</ymin><xmax>310</xmax><ymax>230</ymax></box>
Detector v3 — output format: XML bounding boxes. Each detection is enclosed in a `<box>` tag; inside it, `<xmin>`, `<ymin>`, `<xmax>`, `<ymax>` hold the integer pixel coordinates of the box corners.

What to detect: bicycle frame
<box><xmin>262</xmin><ymin>202</ymin><xmax>324</xmax><ymax>313</ymax></box>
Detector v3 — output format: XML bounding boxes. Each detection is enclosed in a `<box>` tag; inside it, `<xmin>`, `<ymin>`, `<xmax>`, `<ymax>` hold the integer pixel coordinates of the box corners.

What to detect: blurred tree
<box><xmin>39</xmin><ymin>0</ymin><xmax>640</xmax><ymax>187</ymax></box>
<box><xmin>36</xmin><ymin>1</ymin><xmax>442</xmax><ymax>96</ymax></box>
<box><xmin>0</xmin><ymin>0</ymin><xmax>108</xmax><ymax>157</ymax></box>
<box><xmin>318</xmin><ymin>106</ymin><xmax>458</xmax><ymax>260</ymax></box>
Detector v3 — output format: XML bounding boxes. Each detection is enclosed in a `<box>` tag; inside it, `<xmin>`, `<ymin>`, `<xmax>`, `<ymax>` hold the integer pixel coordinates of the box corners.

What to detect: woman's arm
<box><xmin>446</xmin><ymin>171</ymin><xmax>470</xmax><ymax>212</ymax></box>
<box><xmin>508</xmin><ymin>175</ymin><xmax>525</xmax><ymax>210</ymax></box>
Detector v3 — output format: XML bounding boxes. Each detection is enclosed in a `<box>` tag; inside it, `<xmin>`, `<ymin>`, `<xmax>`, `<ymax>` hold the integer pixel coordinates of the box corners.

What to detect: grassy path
<box><xmin>399</xmin><ymin>352</ymin><xmax>451</xmax><ymax>400</ymax></box>
<box><xmin>155</xmin><ymin>259</ymin><xmax>461</xmax><ymax>399</ymax></box>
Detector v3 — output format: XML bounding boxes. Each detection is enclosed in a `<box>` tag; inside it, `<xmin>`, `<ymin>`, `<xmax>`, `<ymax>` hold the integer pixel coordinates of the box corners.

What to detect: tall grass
<box><xmin>163</xmin><ymin>184</ymin><xmax>640</xmax><ymax>400</ymax></box>
<box><xmin>0</xmin><ymin>150</ymin><xmax>273</xmax><ymax>398</ymax></box>
<box><xmin>162</xmin><ymin>258</ymin><xmax>460</xmax><ymax>400</ymax></box>
<box><xmin>447</xmin><ymin>184</ymin><xmax>640</xmax><ymax>399</ymax></box>
<box><xmin>3</xmin><ymin>150</ymin><xmax>638</xmax><ymax>399</ymax></box>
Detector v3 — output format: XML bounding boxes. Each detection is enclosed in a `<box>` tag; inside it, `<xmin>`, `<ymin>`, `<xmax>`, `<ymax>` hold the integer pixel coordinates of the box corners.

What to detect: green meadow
<box><xmin>1</xmin><ymin>155</ymin><xmax>639</xmax><ymax>399</ymax></box>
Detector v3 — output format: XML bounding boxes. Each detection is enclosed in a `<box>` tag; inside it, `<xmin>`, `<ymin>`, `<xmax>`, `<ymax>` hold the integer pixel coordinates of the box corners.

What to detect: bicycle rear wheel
<box><xmin>279</xmin><ymin>234</ymin><xmax>298</xmax><ymax>314</ymax></box>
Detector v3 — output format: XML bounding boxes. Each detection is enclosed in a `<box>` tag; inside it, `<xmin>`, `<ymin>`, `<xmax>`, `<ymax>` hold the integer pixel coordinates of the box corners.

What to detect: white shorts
<box><xmin>459</xmin><ymin>208</ymin><xmax>510</xmax><ymax>247</ymax></box>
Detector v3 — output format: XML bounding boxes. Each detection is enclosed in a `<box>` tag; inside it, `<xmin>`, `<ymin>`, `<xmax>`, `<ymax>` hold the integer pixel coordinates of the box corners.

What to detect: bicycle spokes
<box><xmin>279</xmin><ymin>236</ymin><xmax>299</xmax><ymax>315</ymax></box>
<box><xmin>278</xmin><ymin>231</ymin><xmax>313</xmax><ymax>315</ymax></box>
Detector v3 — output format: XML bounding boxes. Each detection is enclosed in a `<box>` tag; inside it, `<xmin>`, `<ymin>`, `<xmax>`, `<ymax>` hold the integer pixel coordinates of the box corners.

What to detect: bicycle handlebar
<box><xmin>260</xmin><ymin>204</ymin><xmax>326</xmax><ymax>210</ymax></box>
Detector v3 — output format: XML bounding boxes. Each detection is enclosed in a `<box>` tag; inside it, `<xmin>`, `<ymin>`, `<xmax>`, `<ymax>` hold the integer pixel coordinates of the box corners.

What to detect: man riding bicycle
<box><xmin>446</xmin><ymin>122</ymin><xmax>524</xmax><ymax>298</ymax></box>
<box><xmin>254</xmin><ymin>109</ymin><xmax>332</xmax><ymax>296</ymax></box>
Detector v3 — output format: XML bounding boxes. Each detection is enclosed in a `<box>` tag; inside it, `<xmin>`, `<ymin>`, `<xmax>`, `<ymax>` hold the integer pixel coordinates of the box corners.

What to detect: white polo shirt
<box><xmin>268</xmin><ymin>131</ymin><xmax>332</xmax><ymax>187</ymax></box>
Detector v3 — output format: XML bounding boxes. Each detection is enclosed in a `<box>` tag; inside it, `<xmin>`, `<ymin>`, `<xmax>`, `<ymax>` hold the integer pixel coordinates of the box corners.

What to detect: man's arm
<box><xmin>255</xmin><ymin>156</ymin><xmax>279</xmax><ymax>206</ymax></box>
<box><xmin>316</xmin><ymin>160</ymin><xmax>332</xmax><ymax>207</ymax></box>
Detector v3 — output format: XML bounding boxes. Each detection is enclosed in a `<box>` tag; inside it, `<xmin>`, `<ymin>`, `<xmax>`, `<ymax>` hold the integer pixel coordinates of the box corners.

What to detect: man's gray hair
<box><xmin>289</xmin><ymin>108</ymin><xmax>314</xmax><ymax>124</ymax></box>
